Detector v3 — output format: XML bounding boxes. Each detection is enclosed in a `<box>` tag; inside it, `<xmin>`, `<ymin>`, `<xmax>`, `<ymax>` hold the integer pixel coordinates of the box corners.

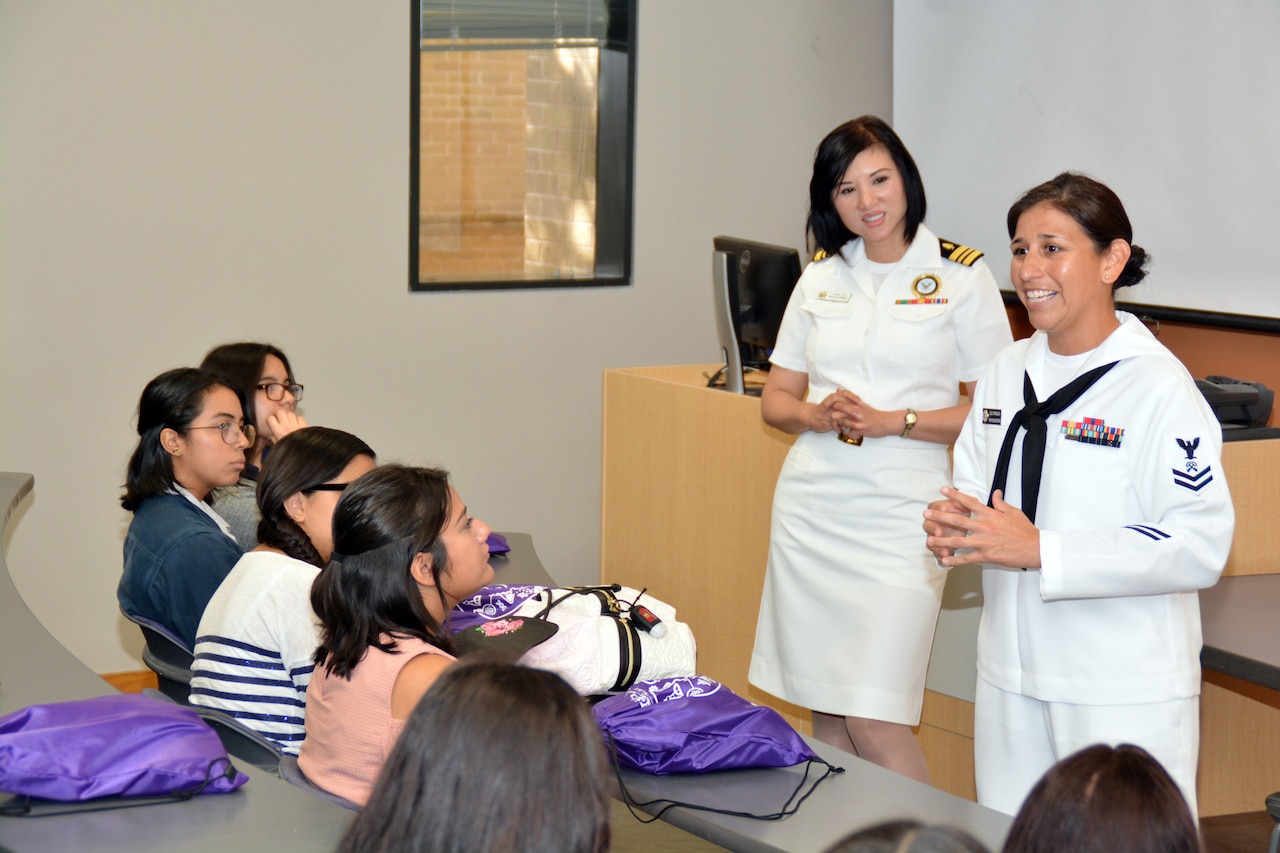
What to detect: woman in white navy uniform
<box><xmin>924</xmin><ymin>173</ymin><xmax>1234</xmax><ymax>816</ymax></box>
<box><xmin>748</xmin><ymin>116</ymin><xmax>1012</xmax><ymax>781</ymax></box>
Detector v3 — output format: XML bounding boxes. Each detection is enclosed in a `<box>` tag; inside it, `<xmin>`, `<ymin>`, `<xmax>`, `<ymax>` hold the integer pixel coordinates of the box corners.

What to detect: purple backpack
<box><xmin>0</xmin><ymin>694</ymin><xmax>247</xmax><ymax>816</ymax></box>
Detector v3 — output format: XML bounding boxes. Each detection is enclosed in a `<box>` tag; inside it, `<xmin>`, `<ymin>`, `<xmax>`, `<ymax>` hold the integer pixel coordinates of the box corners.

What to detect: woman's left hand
<box><xmin>923</xmin><ymin>487</ymin><xmax>1042</xmax><ymax>569</ymax></box>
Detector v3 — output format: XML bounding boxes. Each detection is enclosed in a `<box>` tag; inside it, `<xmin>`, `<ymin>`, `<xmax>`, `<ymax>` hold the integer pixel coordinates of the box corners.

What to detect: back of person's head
<box><xmin>825</xmin><ymin>819</ymin><xmax>989</xmax><ymax>853</ymax></box>
<box><xmin>1005</xmin><ymin>172</ymin><xmax>1149</xmax><ymax>292</ymax></box>
<box><xmin>311</xmin><ymin>464</ymin><xmax>457</xmax><ymax>677</ymax></box>
<box><xmin>254</xmin><ymin>427</ymin><xmax>375</xmax><ymax>567</ymax></box>
<box><xmin>121</xmin><ymin>367</ymin><xmax>242</xmax><ymax>512</ymax></box>
<box><xmin>338</xmin><ymin>659</ymin><xmax>611</xmax><ymax>853</ymax></box>
<box><xmin>808</xmin><ymin>115</ymin><xmax>928</xmax><ymax>258</ymax></box>
<box><xmin>1002</xmin><ymin>744</ymin><xmax>1202</xmax><ymax>853</ymax></box>
<box><xmin>199</xmin><ymin>342</ymin><xmax>294</xmax><ymax>439</ymax></box>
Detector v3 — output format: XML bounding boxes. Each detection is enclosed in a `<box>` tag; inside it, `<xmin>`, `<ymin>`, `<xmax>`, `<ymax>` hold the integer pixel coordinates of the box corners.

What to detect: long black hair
<box><xmin>255</xmin><ymin>427</ymin><xmax>375</xmax><ymax>568</ymax></box>
<box><xmin>337</xmin><ymin>660</ymin><xmax>611</xmax><ymax>853</ymax></box>
<box><xmin>121</xmin><ymin>368</ymin><xmax>244</xmax><ymax>512</ymax></box>
<box><xmin>311</xmin><ymin>465</ymin><xmax>457</xmax><ymax>678</ymax></box>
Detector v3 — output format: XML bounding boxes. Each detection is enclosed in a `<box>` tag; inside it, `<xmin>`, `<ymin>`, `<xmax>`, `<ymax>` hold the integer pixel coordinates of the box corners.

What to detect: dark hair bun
<box><xmin>1114</xmin><ymin>243</ymin><xmax>1149</xmax><ymax>291</ymax></box>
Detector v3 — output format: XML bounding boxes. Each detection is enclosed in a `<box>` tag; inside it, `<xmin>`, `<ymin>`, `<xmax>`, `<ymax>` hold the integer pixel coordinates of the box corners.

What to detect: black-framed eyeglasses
<box><xmin>188</xmin><ymin>422</ymin><xmax>257</xmax><ymax>446</ymax></box>
<box><xmin>303</xmin><ymin>482</ymin><xmax>351</xmax><ymax>493</ymax></box>
<box><xmin>256</xmin><ymin>382</ymin><xmax>304</xmax><ymax>402</ymax></box>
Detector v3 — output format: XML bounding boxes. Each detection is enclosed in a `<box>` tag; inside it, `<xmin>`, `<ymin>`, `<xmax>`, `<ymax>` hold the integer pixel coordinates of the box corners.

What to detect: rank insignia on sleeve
<box><xmin>938</xmin><ymin>238</ymin><xmax>984</xmax><ymax>266</ymax></box>
<box><xmin>1061</xmin><ymin>416</ymin><xmax>1123</xmax><ymax>448</ymax></box>
<box><xmin>1171</xmin><ymin>436</ymin><xmax>1214</xmax><ymax>491</ymax></box>
<box><xmin>982</xmin><ymin>408</ymin><xmax>1002</xmax><ymax>425</ymax></box>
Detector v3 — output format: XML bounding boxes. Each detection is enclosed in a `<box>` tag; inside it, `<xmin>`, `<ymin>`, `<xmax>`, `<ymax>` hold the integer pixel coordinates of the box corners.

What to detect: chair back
<box><xmin>279</xmin><ymin>754</ymin><xmax>359</xmax><ymax>810</ymax></box>
<box><xmin>191</xmin><ymin>706</ymin><xmax>283</xmax><ymax>774</ymax></box>
<box><xmin>121</xmin><ymin>610</ymin><xmax>194</xmax><ymax>704</ymax></box>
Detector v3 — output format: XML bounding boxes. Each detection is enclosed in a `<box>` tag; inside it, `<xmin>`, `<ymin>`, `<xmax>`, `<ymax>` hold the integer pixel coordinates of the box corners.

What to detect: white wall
<box><xmin>0</xmin><ymin>0</ymin><xmax>892</xmax><ymax>672</ymax></box>
<box><xmin>894</xmin><ymin>0</ymin><xmax>1280</xmax><ymax>320</ymax></box>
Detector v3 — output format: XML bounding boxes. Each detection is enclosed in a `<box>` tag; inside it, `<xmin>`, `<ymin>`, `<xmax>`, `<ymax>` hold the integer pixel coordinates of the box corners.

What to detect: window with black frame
<box><xmin>411</xmin><ymin>0</ymin><xmax>635</xmax><ymax>291</ymax></box>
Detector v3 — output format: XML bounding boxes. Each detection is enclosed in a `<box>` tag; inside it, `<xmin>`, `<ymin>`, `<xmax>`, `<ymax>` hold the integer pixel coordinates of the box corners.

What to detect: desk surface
<box><xmin>0</xmin><ymin>473</ymin><xmax>555</xmax><ymax>853</ymax></box>
<box><xmin>615</xmin><ymin>736</ymin><xmax>1011</xmax><ymax>853</ymax></box>
<box><xmin>0</xmin><ymin>473</ymin><xmax>355</xmax><ymax>852</ymax></box>
<box><xmin>1200</xmin><ymin>574</ymin><xmax>1280</xmax><ymax>692</ymax></box>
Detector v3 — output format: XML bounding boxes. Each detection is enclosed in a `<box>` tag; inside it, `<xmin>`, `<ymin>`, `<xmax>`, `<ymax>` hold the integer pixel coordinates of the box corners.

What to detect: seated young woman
<box><xmin>118</xmin><ymin>367</ymin><xmax>252</xmax><ymax>648</ymax></box>
<box><xmin>297</xmin><ymin>464</ymin><xmax>495</xmax><ymax>805</ymax></box>
<box><xmin>338</xmin><ymin>660</ymin><xmax>611</xmax><ymax>853</ymax></box>
<box><xmin>199</xmin><ymin>342</ymin><xmax>307</xmax><ymax>549</ymax></box>
<box><xmin>188</xmin><ymin>427</ymin><xmax>376</xmax><ymax>753</ymax></box>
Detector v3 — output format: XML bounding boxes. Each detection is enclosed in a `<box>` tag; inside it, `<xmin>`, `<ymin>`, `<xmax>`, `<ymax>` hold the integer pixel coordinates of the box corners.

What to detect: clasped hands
<box><xmin>812</xmin><ymin>389</ymin><xmax>891</xmax><ymax>442</ymax></box>
<box><xmin>922</xmin><ymin>487</ymin><xmax>1042</xmax><ymax>570</ymax></box>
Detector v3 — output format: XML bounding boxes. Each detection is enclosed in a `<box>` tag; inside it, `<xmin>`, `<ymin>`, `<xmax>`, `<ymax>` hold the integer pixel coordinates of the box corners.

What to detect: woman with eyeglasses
<box><xmin>298</xmin><ymin>464</ymin><xmax>495</xmax><ymax>806</ymax></box>
<box><xmin>189</xmin><ymin>427</ymin><xmax>376</xmax><ymax>753</ymax></box>
<box><xmin>119</xmin><ymin>367</ymin><xmax>255</xmax><ymax>647</ymax></box>
<box><xmin>199</xmin><ymin>342</ymin><xmax>308</xmax><ymax>549</ymax></box>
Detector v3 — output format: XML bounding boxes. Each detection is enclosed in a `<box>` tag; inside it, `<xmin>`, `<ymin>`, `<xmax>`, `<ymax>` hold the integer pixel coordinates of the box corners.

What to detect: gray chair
<box><xmin>191</xmin><ymin>705</ymin><xmax>284</xmax><ymax>774</ymax></box>
<box><xmin>141</xmin><ymin>688</ymin><xmax>283</xmax><ymax>775</ymax></box>
<box><xmin>279</xmin><ymin>754</ymin><xmax>359</xmax><ymax>810</ymax></box>
<box><xmin>121</xmin><ymin>609</ymin><xmax>194</xmax><ymax>704</ymax></box>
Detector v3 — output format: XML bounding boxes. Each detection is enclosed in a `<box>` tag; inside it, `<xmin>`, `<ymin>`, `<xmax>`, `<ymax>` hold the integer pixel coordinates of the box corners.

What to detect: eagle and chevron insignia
<box><xmin>1172</xmin><ymin>436</ymin><xmax>1213</xmax><ymax>491</ymax></box>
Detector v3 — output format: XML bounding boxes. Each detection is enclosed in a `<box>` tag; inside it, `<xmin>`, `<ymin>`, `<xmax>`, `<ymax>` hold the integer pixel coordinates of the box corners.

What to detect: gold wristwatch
<box><xmin>901</xmin><ymin>408</ymin><xmax>918</xmax><ymax>438</ymax></box>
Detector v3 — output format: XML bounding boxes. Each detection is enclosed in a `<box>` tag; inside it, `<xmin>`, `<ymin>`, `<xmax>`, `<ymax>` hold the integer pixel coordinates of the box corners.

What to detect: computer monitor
<box><xmin>711</xmin><ymin>236</ymin><xmax>803</xmax><ymax>394</ymax></box>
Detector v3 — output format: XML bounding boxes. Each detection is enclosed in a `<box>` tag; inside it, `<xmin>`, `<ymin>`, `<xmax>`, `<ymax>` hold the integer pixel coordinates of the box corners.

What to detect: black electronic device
<box><xmin>711</xmin><ymin>236</ymin><xmax>803</xmax><ymax>395</ymax></box>
<box><xmin>1195</xmin><ymin>375</ymin><xmax>1274</xmax><ymax>427</ymax></box>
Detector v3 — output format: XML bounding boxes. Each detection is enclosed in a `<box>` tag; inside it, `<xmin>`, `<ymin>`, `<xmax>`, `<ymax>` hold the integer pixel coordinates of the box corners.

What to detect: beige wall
<box><xmin>0</xmin><ymin>0</ymin><xmax>892</xmax><ymax>673</ymax></box>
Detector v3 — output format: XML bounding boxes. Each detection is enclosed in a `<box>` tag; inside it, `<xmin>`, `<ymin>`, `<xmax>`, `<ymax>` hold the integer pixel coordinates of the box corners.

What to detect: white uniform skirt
<box><xmin>748</xmin><ymin>431</ymin><xmax>950</xmax><ymax>725</ymax></box>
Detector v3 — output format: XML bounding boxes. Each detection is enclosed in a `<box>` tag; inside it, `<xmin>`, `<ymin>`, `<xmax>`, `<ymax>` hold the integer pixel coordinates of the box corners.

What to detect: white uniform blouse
<box><xmin>770</xmin><ymin>224</ymin><xmax>1011</xmax><ymax>439</ymax></box>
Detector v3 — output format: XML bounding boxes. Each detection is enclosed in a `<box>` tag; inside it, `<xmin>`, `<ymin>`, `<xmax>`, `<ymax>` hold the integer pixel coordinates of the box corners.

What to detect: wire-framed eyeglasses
<box><xmin>188</xmin><ymin>422</ymin><xmax>257</xmax><ymax>446</ymax></box>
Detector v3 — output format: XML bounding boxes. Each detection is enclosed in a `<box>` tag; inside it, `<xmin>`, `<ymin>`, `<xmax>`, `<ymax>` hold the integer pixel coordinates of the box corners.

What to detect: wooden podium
<box><xmin>600</xmin><ymin>364</ymin><xmax>1280</xmax><ymax>813</ymax></box>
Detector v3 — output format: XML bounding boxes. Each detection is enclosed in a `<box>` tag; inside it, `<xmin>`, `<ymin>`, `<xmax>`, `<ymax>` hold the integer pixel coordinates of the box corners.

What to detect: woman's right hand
<box><xmin>762</xmin><ymin>365</ymin><xmax>842</xmax><ymax>435</ymax></box>
<box><xmin>923</xmin><ymin>495</ymin><xmax>970</xmax><ymax>560</ymax></box>
<box><xmin>264</xmin><ymin>409</ymin><xmax>309</xmax><ymax>444</ymax></box>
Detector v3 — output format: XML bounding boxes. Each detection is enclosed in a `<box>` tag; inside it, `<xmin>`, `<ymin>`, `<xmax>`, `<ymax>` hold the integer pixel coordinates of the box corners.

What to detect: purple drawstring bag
<box><xmin>0</xmin><ymin>693</ymin><xmax>247</xmax><ymax>816</ymax></box>
<box><xmin>594</xmin><ymin>676</ymin><xmax>844</xmax><ymax>823</ymax></box>
<box><xmin>593</xmin><ymin>675</ymin><xmax>818</xmax><ymax>774</ymax></box>
<box><xmin>450</xmin><ymin>583</ymin><xmax>547</xmax><ymax>633</ymax></box>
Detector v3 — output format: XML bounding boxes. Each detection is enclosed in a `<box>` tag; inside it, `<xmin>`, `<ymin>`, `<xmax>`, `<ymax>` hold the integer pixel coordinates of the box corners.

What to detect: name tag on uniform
<box><xmin>816</xmin><ymin>291</ymin><xmax>852</xmax><ymax>303</ymax></box>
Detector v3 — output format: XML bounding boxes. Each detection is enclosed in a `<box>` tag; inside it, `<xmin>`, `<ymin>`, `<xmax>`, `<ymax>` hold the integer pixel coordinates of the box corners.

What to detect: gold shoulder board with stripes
<box><xmin>812</xmin><ymin>249</ymin><xmax>828</xmax><ymax>262</ymax></box>
<box><xmin>938</xmin><ymin>238</ymin><xmax>984</xmax><ymax>266</ymax></box>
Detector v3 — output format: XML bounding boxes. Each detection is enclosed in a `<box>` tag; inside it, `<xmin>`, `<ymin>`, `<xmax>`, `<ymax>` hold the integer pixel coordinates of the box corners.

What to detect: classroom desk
<box><xmin>0</xmin><ymin>472</ymin><xmax>355</xmax><ymax>852</ymax></box>
<box><xmin>488</xmin><ymin>531</ymin><xmax>557</xmax><ymax>587</ymax></box>
<box><xmin>1200</xmin><ymin>574</ymin><xmax>1280</xmax><ymax>692</ymax></box>
<box><xmin>0</xmin><ymin>474</ymin><xmax>557</xmax><ymax>853</ymax></box>
<box><xmin>1197</xmin><ymin>574</ymin><xmax>1280</xmax><ymax>816</ymax></box>
<box><xmin>614</xmin><ymin>735</ymin><xmax>1011</xmax><ymax>853</ymax></box>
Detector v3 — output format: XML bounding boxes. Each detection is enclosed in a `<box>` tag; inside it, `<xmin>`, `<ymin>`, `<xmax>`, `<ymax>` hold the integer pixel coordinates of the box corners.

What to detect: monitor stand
<box><xmin>712</xmin><ymin>250</ymin><xmax>746</xmax><ymax>394</ymax></box>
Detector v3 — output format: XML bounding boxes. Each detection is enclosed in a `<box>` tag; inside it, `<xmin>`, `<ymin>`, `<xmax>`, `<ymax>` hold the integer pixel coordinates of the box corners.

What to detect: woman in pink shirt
<box><xmin>297</xmin><ymin>464</ymin><xmax>495</xmax><ymax>805</ymax></box>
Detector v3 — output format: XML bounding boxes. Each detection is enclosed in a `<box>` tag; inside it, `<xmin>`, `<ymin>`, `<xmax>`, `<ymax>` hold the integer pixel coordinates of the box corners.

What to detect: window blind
<box><xmin>420</xmin><ymin>0</ymin><xmax>610</xmax><ymax>46</ymax></box>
